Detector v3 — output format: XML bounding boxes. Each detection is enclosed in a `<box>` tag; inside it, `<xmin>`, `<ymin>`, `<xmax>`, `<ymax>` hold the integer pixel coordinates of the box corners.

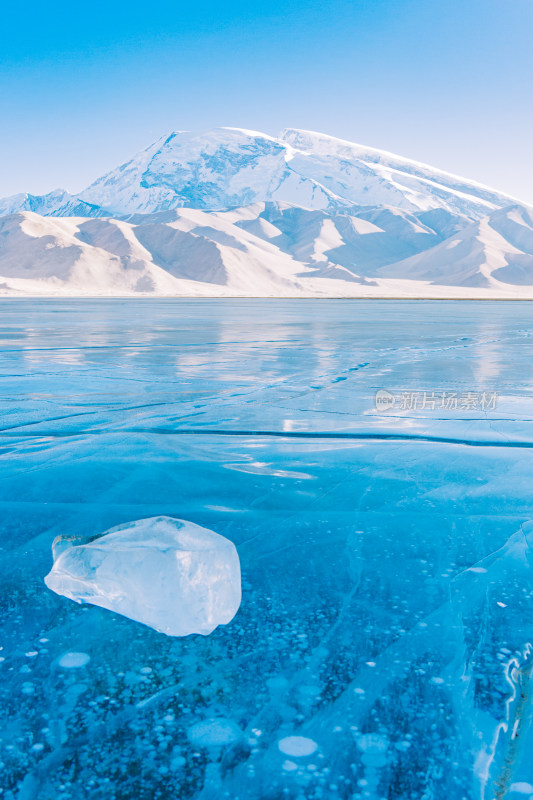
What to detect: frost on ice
<box><xmin>44</xmin><ymin>516</ymin><xmax>241</xmax><ymax>636</ymax></box>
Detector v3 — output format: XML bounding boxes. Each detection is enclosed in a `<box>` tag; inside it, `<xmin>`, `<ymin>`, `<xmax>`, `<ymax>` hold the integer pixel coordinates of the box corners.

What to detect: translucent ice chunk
<box><xmin>44</xmin><ymin>516</ymin><xmax>241</xmax><ymax>636</ymax></box>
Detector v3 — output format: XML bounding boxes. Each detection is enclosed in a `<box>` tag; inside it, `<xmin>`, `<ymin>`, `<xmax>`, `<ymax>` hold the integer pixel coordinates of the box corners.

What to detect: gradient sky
<box><xmin>1</xmin><ymin>0</ymin><xmax>532</xmax><ymax>202</ymax></box>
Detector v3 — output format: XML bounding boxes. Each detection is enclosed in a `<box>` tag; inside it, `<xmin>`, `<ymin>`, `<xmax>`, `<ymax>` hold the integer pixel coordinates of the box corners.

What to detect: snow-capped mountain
<box><xmin>76</xmin><ymin>127</ymin><xmax>519</xmax><ymax>219</ymax></box>
<box><xmin>1</xmin><ymin>126</ymin><xmax>532</xmax><ymax>297</ymax></box>
<box><xmin>1</xmin><ymin>127</ymin><xmax>520</xmax><ymax>222</ymax></box>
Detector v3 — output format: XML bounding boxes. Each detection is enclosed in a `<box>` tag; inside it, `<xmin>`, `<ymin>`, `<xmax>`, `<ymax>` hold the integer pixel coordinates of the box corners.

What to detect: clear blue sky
<box><xmin>1</xmin><ymin>0</ymin><xmax>532</xmax><ymax>202</ymax></box>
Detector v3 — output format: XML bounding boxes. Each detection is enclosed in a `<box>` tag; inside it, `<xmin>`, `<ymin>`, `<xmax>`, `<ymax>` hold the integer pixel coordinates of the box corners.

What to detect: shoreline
<box><xmin>1</xmin><ymin>295</ymin><xmax>533</xmax><ymax>301</ymax></box>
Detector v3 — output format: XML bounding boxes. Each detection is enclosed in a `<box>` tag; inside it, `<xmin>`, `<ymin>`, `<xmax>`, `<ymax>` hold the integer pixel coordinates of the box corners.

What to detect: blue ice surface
<box><xmin>1</xmin><ymin>298</ymin><xmax>533</xmax><ymax>800</ymax></box>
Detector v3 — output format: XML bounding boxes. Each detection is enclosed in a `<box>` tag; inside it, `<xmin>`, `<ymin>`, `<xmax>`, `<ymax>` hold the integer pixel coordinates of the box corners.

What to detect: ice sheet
<box><xmin>1</xmin><ymin>299</ymin><xmax>533</xmax><ymax>800</ymax></box>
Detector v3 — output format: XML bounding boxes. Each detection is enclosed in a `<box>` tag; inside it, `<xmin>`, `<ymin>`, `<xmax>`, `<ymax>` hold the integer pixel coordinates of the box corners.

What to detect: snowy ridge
<box><xmin>279</xmin><ymin>128</ymin><xmax>514</xmax><ymax>207</ymax></box>
<box><xmin>0</xmin><ymin>189</ymin><xmax>106</xmax><ymax>219</ymax></box>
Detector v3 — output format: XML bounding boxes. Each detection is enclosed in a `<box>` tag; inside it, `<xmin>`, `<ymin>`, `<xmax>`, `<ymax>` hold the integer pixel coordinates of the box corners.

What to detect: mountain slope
<box><xmin>0</xmin><ymin>209</ymin><xmax>347</xmax><ymax>297</ymax></box>
<box><xmin>280</xmin><ymin>129</ymin><xmax>514</xmax><ymax>217</ymax></box>
<box><xmin>78</xmin><ymin>128</ymin><xmax>338</xmax><ymax>215</ymax></box>
<box><xmin>2</xmin><ymin>202</ymin><xmax>533</xmax><ymax>298</ymax></box>
<box><xmin>218</xmin><ymin>202</ymin><xmax>458</xmax><ymax>274</ymax></box>
<box><xmin>379</xmin><ymin>204</ymin><xmax>533</xmax><ymax>288</ymax></box>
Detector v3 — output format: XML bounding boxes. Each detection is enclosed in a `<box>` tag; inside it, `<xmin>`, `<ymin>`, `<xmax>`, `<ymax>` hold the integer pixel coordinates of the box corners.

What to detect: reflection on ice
<box><xmin>226</xmin><ymin>460</ymin><xmax>315</xmax><ymax>479</ymax></box>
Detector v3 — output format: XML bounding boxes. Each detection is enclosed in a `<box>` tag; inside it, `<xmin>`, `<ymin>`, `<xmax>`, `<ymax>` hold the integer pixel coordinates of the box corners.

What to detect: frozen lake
<box><xmin>1</xmin><ymin>299</ymin><xmax>533</xmax><ymax>800</ymax></box>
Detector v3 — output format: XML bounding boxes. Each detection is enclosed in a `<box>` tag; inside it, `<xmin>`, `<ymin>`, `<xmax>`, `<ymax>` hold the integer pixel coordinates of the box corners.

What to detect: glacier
<box><xmin>1</xmin><ymin>298</ymin><xmax>533</xmax><ymax>799</ymax></box>
<box><xmin>44</xmin><ymin>516</ymin><xmax>242</xmax><ymax>637</ymax></box>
